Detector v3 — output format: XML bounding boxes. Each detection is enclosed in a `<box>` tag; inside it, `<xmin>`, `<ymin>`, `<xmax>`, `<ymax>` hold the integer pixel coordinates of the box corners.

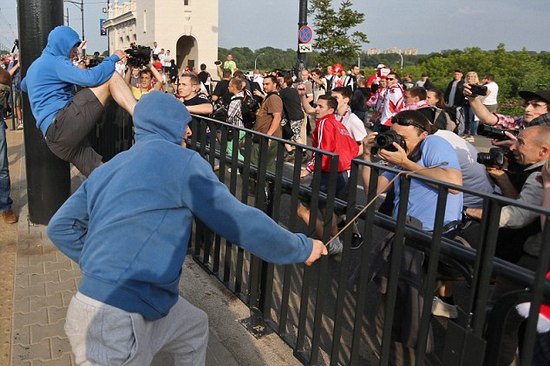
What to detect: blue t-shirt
<box><xmin>382</xmin><ymin>135</ymin><xmax>463</xmax><ymax>231</ymax></box>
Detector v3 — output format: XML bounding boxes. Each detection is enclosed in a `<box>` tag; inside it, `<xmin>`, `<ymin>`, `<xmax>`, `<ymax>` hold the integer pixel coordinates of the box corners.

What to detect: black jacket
<box><xmin>444</xmin><ymin>79</ymin><xmax>466</xmax><ymax>107</ymax></box>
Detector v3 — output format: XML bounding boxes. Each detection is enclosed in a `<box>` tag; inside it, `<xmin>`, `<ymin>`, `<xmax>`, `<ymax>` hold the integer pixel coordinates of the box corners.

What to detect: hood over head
<box><xmin>133</xmin><ymin>91</ymin><xmax>191</xmax><ymax>144</ymax></box>
<box><xmin>44</xmin><ymin>26</ymin><xmax>81</xmax><ymax>58</ymax></box>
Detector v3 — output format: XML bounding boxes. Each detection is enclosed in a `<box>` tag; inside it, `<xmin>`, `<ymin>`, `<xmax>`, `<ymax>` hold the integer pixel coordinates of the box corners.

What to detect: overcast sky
<box><xmin>1</xmin><ymin>0</ymin><xmax>548</xmax><ymax>54</ymax></box>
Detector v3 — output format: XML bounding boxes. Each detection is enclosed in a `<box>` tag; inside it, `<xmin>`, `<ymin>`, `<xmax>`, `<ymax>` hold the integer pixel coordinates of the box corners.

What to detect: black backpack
<box><xmin>236</xmin><ymin>93</ymin><xmax>261</xmax><ymax>129</ymax></box>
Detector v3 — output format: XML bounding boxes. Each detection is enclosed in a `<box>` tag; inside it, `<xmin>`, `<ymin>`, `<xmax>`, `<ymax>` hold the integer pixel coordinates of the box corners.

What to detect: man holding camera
<box><xmin>22</xmin><ymin>26</ymin><xmax>136</xmax><ymax>177</ymax></box>
<box><xmin>465</xmin><ymin>86</ymin><xmax>549</xmax><ymax>131</ymax></box>
<box><xmin>464</xmin><ymin>125</ymin><xmax>550</xmax><ymax>366</ymax></box>
<box><xmin>361</xmin><ymin>110</ymin><xmax>462</xmax><ymax>361</ymax></box>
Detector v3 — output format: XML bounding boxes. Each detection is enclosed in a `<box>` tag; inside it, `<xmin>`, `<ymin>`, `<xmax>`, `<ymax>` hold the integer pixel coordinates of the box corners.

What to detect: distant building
<box><xmin>383</xmin><ymin>47</ymin><xmax>402</xmax><ymax>54</ymax></box>
<box><xmin>103</xmin><ymin>0</ymin><xmax>218</xmax><ymax>74</ymax></box>
<box><xmin>367</xmin><ymin>48</ymin><xmax>381</xmax><ymax>55</ymax></box>
<box><xmin>402</xmin><ymin>48</ymin><xmax>418</xmax><ymax>55</ymax></box>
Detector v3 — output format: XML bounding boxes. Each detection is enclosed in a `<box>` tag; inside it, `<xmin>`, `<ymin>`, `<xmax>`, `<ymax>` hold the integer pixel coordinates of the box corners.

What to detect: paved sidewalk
<box><xmin>0</xmin><ymin>124</ymin><xmax>301</xmax><ymax>366</ymax></box>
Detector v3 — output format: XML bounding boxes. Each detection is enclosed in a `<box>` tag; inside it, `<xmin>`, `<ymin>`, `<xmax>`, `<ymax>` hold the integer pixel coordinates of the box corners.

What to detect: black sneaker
<box><xmin>351</xmin><ymin>233</ymin><xmax>363</xmax><ymax>250</ymax></box>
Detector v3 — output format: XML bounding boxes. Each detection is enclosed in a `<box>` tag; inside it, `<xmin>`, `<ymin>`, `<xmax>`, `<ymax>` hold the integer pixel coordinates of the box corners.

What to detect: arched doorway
<box><xmin>176</xmin><ymin>36</ymin><xmax>198</xmax><ymax>73</ymax></box>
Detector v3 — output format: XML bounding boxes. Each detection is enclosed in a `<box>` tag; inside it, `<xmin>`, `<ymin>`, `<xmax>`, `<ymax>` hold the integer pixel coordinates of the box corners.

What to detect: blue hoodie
<box><xmin>21</xmin><ymin>26</ymin><xmax>120</xmax><ymax>135</ymax></box>
<box><xmin>47</xmin><ymin>91</ymin><xmax>313</xmax><ymax>320</ymax></box>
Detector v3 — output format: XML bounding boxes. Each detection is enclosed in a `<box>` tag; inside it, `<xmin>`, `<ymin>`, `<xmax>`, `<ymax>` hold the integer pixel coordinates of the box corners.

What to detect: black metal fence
<box><xmin>92</xmin><ymin>108</ymin><xmax>550</xmax><ymax>366</ymax></box>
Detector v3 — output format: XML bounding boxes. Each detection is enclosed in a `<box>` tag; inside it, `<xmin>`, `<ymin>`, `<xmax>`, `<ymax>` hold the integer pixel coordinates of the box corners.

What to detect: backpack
<box><xmin>236</xmin><ymin>92</ymin><xmax>261</xmax><ymax>129</ymax></box>
<box><xmin>445</xmin><ymin>106</ymin><xmax>466</xmax><ymax>135</ymax></box>
<box><xmin>0</xmin><ymin>84</ymin><xmax>9</xmax><ymax>111</ymax></box>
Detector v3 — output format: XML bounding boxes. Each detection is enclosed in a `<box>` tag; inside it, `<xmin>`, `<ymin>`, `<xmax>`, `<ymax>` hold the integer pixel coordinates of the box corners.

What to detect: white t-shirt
<box><xmin>434</xmin><ymin>130</ymin><xmax>495</xmax><ymax>207</ymax></box>
<box><xmin>337</xmin><ymin>108</ymin><xmax>368</xmax><ymax>143</ymax></box>
<box><xmin>482</xmin><ymin>81</ymin><xmax>499</xmax><ymax>105</ymax></box>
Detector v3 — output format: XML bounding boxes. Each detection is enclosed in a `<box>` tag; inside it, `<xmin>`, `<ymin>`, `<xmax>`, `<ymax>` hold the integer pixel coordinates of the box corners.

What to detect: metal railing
<box><xmin>91</xmin><ymin>108</ymin><xmax>550</xmax><ymax>366</ymax></box>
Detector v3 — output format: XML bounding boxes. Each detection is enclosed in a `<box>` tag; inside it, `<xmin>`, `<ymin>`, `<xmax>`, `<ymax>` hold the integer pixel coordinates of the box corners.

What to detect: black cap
<box><xmin>518</xmin><ymin>90</ymin><xmax>550</xmax><ymax>104</ymax></box>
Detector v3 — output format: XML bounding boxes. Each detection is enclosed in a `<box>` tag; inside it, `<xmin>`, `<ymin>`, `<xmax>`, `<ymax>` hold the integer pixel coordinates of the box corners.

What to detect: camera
<box><xmin>125</xmin><ymin>45</ymin><xmax>151</xmax><ymax>67</ymax></box>
<box><xmin>477</xmin><ymin>124</ymin><xmax>519</xmax><ymax>141</ymax></box>
<box><xmin>469</xmin><ymin>84</ymin><xmax>488</xmax><ymax>97</ymax></box>
<box><xmin>477</xmin><ymin>148</ymin><xmax>506</xmax><ymax>168</ymax></box>
<box><xmin>371</xmin><ymin>130</ymin><xmax>407</xmax><ymax>154</ymax></box>
<box><xmin>214</xmin><ymin>60</ymin><xmax>222</xmax><ymax>65</ymax></box>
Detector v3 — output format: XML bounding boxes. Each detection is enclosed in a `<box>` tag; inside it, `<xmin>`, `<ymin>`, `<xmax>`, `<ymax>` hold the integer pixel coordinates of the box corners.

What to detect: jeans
<box><xmin>0</xmin><ymin>118</ymin><xmax>13</xmax><ymax>212</ymax></box>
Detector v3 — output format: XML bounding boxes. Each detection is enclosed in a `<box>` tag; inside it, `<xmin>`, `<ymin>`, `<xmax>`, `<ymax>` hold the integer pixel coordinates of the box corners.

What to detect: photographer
<box><xmin>21</xmin><ymin>26</ymin><xmax>136</xmax><ymax>177</ymax></box>
<box><xmin>465</xmin><ymin>125</ymin><xmax>550</xmax><ymax>255</ymax></box>
<box><xmin>361</xmin><ymin>110</ymin><xmax>463</xmax><ymax>362</ymax></box>
<box><xmin>464</xmin><ymin>126</ymin><xmax>550</xmax><ymax>366</ymax></box>
<box><xmin>464</xmin><ymin>86</ymin><xmax>549</xmax><ymax>131</ymax></box>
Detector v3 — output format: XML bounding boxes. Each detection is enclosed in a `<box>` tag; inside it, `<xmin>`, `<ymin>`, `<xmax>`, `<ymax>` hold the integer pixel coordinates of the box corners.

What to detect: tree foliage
<box><xmin>309</xmin><ymin>0</ymin><xmax>368</xmax><ymax>66</ymax></box>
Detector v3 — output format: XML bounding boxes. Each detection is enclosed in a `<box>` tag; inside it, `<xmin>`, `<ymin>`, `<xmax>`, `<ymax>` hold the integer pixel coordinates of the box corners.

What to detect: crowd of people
<box><xmin>1</xmin><ymin>25</ymin><xmax>550</xmax><ymax>365</ymax></box>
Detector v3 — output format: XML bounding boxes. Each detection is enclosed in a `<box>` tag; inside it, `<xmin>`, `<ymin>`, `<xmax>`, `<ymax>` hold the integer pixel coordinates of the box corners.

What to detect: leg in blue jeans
<box><xmin>0</xmin><ymin>119</ymin><xmax>13</xmax><ymax>212</ymax></box>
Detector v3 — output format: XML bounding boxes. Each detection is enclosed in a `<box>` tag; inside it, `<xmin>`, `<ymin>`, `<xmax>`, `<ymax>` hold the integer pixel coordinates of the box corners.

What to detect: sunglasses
<box><xmin>386</xmin><ymin>77</ymin><xmax>395</xmax><ymax>81</ymax></box>
<box><xmin>391</xmin><ymin>116</ymin><xmax>427</xmax><ymax>131</ymax></box>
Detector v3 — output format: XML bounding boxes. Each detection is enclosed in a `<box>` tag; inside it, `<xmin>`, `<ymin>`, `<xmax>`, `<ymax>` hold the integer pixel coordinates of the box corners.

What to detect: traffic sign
<box><xmin>299</xmin><ymin>43</ymin><xmax>313</xmax><ymax>53</ymax></box>
<box><xmin>298</xmin><ymin>25</ymin><xmax>313</xmax><ymax>44</ymax></box>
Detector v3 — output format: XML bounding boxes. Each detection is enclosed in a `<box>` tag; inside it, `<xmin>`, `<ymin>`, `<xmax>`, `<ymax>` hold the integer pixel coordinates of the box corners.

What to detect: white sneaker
<box><xmin>327</xmin><ymin>238</ymin><xmax>343</xmax><ymax>255</ymax></box>
<box><xmin>432</xmin><ymin>296</ymin><xmax>458</xmax><ymax>319</ymax></box>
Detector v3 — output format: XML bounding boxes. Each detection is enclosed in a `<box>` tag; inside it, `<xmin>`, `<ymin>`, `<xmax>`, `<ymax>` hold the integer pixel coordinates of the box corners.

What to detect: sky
<box><xmin>1</xmin><ymin>0</ymin><xmax>548</xmax><ymax>55</ymax></box>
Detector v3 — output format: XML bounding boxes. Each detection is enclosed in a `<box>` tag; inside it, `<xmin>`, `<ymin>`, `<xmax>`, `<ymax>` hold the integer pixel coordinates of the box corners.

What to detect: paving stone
<box><xmin>33</xmin><ymin>352</ymin><xmax>73</xmax><ymax>365</ymax></box>
<box><xmin>58</xmin><ymin>270</ymin><xmax>80</xmax><ymax>283</ymax></box>
<box><xmin>14</xmin><ymin>297</ymin><xmax>31</xmax><ymax>314</ymax></box>
<box><xmin>30</xmin><ymin>293</ymin><xmax>64</xmax><ymax>312</ymax></box>
<box><xmin>15</xmin><ymin>284</ymin><xmax>47</xmax><ymax>299</ymax></box>
<box><xmin>44</xmin><ymin>261</ymin><xmax>72</xmax><ymax>275</ymax></box>
<box><xmin>49</xmin><ymin>337</ymin><xmax>72</xmax><ymax>361</ymax></box>
<box><xmin>12</xmin><ymin>338</ymin><xmax>51</xmax><ymax>363</ymax></box>
<box><xmin>28</xmin><ymin>252</ymin><xmax>58</xmax><ymax>266</ymax></box>
<box><xmin>48</xmin><ymin>307</ymin><xmax>67</xmax><ymax>325</ymax></box>
<box><xmin>15</xmin><ymin>273</ymin><xmax>30</xmax><ymax>288</ymax></box>
<box><xmin>30</xmin><ymin>272</ymin><xmax>61</xmax><ymax>287</ymax></box>
<box><xmin>13</xmin><ymin>308</ymin><xmax>49</xmax><ymax>330</ymax></box>
<box><xmin>31</xmin><ymin>320</ymin><xmax>66</xmax><ymax>344</ymax></box>
<box><xmin>17</xmin><ymin>263</ymin><xmax>45</xmax><ymax>275</ymax></box>
<box><xmin>12</xmin><ymin>325</ymin><xmax>30</xmax><ymax>345</ymax></box>
<box><xmin>45</xmin><ymin>280</ymin><xmax>77</xmax><ymax>297</ymax></box>
<box><xmin>61</xmin><ymin>292</ymin><xmax>77</xmax><ymax>308</ymax></box>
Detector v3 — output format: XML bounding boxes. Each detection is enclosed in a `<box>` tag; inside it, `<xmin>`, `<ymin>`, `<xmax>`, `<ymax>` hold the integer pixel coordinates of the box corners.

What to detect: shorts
<box><xmin>307</xmin><ymin>171</ymin><xmax>350</xmax><ymax>209</ymax></box>
<box><xmin>45</xmin><ymin>88</ymin><xmax>104</xmax><ymax>176</ymax></box>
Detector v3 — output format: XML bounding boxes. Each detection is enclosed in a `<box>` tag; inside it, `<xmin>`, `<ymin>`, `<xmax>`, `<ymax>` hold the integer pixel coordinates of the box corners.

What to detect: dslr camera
<box><xmin>125</xmin><ymin>45</ymin><xmax>151</xmax><ymax>67</ymax></box>
<box><xmin>477</xmin><ymin>147</ymin><xmax>507</xmax><ymax>168</ymax></box>
<box><xmin>469</xmin><ymin>84</ymin><xmax>488</xmax><ymax>97</ymax></box>
<box><xmin>371</xmin><ymin>130</ymin><xmax>407</xmax><ymax>154</ymax></box>
<box><xmin>477</xmin><ymin>124</ymin><xmax>519</xmax><ymax>141</ymax></box>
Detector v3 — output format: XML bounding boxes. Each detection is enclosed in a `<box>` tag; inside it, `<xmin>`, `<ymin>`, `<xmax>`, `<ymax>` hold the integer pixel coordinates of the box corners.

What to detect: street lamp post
<box><xmin>254</xmin><ymin>53</ymin><xmax>264</xmax><ymax>70</ymax></box>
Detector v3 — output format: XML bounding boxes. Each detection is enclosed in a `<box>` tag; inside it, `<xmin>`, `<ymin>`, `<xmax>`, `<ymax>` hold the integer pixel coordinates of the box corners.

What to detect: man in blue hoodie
<box><xmin>47</xmin><ymin>91</ymin><xmax>327</xmax><ymax>365</ymax></box>
<box><xmin>21</xmin><ymin>26</ymin><xmax>136</xmax><ymax>176</ymax></box>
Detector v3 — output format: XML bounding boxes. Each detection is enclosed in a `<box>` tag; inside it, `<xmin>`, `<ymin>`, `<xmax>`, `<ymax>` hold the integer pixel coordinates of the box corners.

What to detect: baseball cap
<box><xmin>518</xmin><ymin>90</ymin><xmax>550</xmax><ymax>104</ymax></box>
<box><xmin>376</xmin><ymin>64</ymin><xmax>386</xmax><ymax>69</ymax></box>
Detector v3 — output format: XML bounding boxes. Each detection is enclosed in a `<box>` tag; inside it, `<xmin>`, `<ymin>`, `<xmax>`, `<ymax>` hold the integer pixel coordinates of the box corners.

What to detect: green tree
<box><xmin>309</xmin><ymin>0</ymin><xmax>368</xmax><ymax>67</ymax></box>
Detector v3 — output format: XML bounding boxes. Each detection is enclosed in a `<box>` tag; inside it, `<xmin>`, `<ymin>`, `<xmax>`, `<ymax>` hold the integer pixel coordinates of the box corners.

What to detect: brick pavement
<box><xmin>1</xmin><ymin>124</ymin><xmax>301</xmax><ymax>366</ymax></box>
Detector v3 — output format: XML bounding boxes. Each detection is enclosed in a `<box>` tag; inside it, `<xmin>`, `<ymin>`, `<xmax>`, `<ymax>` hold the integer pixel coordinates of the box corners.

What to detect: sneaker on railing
<box><xmin>432</xmin><ymin>295</ymin><xmax>458</xmax><ymax>319</ymax></box>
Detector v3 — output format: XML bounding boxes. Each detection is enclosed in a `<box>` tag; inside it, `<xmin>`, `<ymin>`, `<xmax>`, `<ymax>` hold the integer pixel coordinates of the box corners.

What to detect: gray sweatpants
<box><xmin>65</xmin><ymin>292</ymin><xmax>208</xmax><ymax>366</ymax></box>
